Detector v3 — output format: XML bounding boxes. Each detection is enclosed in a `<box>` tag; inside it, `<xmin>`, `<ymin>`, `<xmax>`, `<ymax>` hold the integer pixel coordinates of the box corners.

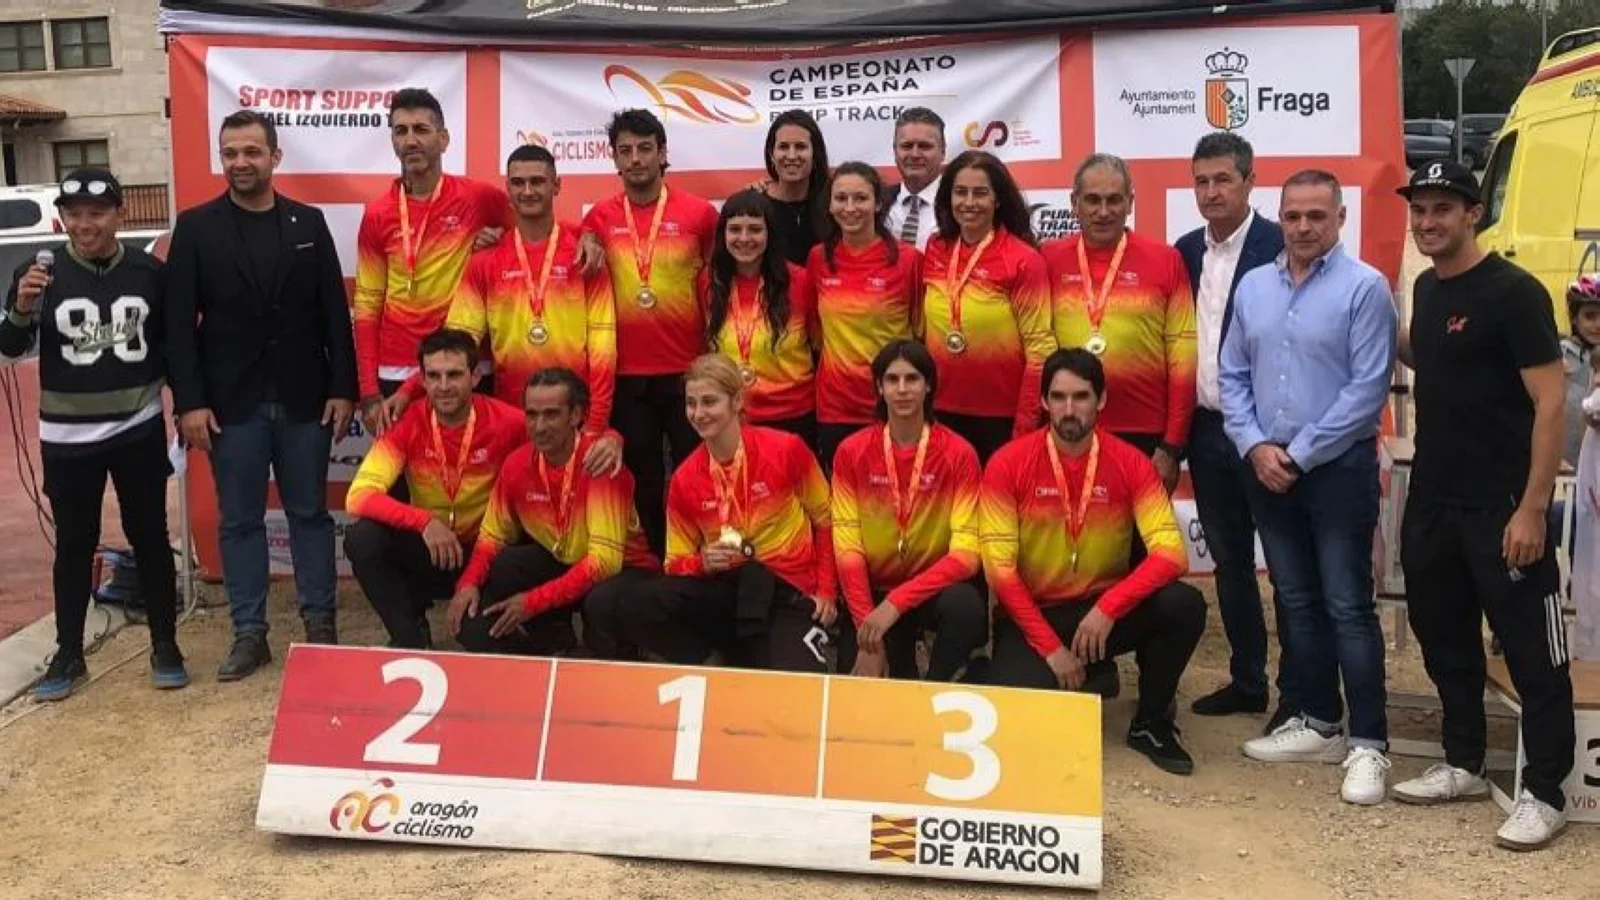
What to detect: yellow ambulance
<box><xmin>1477</xmin><ymin>26</ymin><xmax>1600</xmax><ymax>318</ymax></box>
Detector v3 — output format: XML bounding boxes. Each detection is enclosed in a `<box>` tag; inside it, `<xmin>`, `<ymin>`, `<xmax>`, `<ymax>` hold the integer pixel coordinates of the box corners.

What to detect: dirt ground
<box><xmin>0</xmin><ymin>578</ymin><xmax>1593</xmax><ymax>900</ymax></box>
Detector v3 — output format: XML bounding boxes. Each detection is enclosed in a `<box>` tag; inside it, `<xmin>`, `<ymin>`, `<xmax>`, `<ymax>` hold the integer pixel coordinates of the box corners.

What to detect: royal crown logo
<box><xmin>1203</xmin><ymin>48</ymin><xmax>1250</xmax><ymax>131</ymax></box>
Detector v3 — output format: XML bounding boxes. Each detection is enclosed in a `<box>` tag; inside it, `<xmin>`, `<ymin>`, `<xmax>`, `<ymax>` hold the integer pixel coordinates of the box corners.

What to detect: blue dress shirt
<box><xmin>1219</xmin><ymin>243</ymin><xmax>1397</xmax><ymax>472</ymax></box>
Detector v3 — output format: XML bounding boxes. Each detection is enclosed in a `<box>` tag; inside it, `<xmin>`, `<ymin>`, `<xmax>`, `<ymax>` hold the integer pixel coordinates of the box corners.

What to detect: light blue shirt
<box><xmin>1219</xmin><ymin>243</ymin><xmax>1397</xmax><ymax>472</ymax></box>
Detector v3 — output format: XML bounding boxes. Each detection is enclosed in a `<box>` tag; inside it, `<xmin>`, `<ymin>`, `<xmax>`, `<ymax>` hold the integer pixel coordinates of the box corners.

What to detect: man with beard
<box><xmin>982</xmin><ymin>348</ymin><xmax>1206</xmax><ymax>775</ymax></box>
<box><xmin>1393</xmin><ymin>161</ymin><xmax>1574</xmax><ymax>851</ymax></box>
<box><xmin>165</xmin><ymin>109</ymin><xmax>358</xmax><ymax>680</ymax></box>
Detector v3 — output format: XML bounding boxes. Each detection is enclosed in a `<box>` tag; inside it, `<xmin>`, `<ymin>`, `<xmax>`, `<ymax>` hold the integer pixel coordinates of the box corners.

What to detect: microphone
<box><xmin>34</xmin><ymin>249</ymin><xmax>53</xmax><ymax>272</ymax></box>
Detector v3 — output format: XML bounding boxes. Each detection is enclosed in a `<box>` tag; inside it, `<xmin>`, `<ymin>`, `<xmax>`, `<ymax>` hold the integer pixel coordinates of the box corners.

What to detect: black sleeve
<box><xmin>0</xmin><ymin>260</ymin><xmax>39</xmax><ymax>359</ymax></box>
<box><xmin>1504</xmin><ymin>272</ymin><xmax>1562</xmax><ymax>370</ymax></box>
<box><xmin>146</xmin><ymin>256</ymin><xmax>169</xmax><ymax>377</ymax></box>
<box><xmin>163</xmin><ymin>215</ymin><xmax>208</xmax><ymax>414</ymax></box>
<box><xmin>313</xmin><ymin>207</ymin><xmax>359</xmax><ymax>403</ymax></box>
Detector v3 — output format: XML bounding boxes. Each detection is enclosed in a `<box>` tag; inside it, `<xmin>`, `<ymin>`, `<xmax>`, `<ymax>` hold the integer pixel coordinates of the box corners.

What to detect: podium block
<box><xmin>257</xmin><ymin>646</ymin><xmax>1104</xmax><ymax>889</ymax></box>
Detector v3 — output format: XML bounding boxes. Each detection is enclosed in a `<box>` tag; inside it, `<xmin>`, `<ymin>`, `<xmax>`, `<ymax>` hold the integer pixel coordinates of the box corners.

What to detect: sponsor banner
<box><xmin>206</xmin><ymin>47</ymin><xmax>469</xmax><ymax>175</ymax></box>
<box><xmin>1023</xmin><ymin>188</ymin><xmax>1139</xmax><ymax>243</ymax></box>
<box><xmin>1174</xmin><ymin>497</ymin><xmax>1266</xmax><ymax>575</ymax></box>
<box><xmin>260</xmin><ymin>765</ymin><xmax>1101</xmax><ymax>887</ymax></box>
<box><xmin>1093</xmin><ymin>26</ymin><xmax>1361</xmax><ymax>159</ymax></box>
<box><xmin>1560</xmin><ymin>710</ymin><xmax>1600</xmax><ymax>822</ymax></box>
<box><xmin>499</xmin><ymin>37</ymin><xmax>1063</xmax><ymax>174</ymax></box>
<box><xmin>1163</xmin><ymin>185</ymin><xmax>1365</xmax><ymax>253</ymax></box>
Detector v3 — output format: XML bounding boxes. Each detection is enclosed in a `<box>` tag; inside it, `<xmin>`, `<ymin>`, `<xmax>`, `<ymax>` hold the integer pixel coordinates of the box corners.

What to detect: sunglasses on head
<box><xmin>61</xmin><ymin>179</ymin><xmax>112</xmax><ymax>196</ymax></box>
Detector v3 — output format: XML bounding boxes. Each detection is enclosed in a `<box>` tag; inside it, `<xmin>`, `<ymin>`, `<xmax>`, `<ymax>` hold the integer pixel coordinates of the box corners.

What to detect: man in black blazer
<box><xmin>1174</xmin><ymin>132</ymin><xmax>1294</xmax><ymax>730</ymax></box>
<box><xmin>165</xmin><ymin>110</ymin><xmax>358</xmax><ymax>681</ymax></box>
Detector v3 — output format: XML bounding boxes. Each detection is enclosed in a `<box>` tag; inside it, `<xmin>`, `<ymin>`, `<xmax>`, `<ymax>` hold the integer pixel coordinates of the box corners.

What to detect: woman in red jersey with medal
<box><xmin>619</xmin><ymin>354</ymin><xmax>837</xmax><ymax>672</ymax></box>
<box><xmin>701</xmin><ymin>190</ymin><xmax>820</xmax><ymax>449</ymax></box>
<box><xmin>921</xmin><ymin>150</ymin><xmax>1056</xmax><ymax>464</ymax></box>
<box><xmin>808</xmin><ymin>162</ymin><xmax>922</xmax><ymax>472</ymax></box>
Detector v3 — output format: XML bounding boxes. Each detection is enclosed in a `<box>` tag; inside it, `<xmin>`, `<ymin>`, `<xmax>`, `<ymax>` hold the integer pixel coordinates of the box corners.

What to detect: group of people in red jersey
<box><xmin>20</xmin><ymin>79</ymin><xmax>1575</xmax><ymax>850</ymax></box>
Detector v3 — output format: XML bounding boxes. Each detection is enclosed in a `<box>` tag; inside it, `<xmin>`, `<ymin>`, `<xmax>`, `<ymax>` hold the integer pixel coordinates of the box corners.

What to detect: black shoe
<box><xmin>1127</xmin><ymin>719</ymin><xmax>1195</xmax><ymax>776</ymax></box>
<box><xmin>150</xmin><ymin>641</ymin><xmax>190</xmax><ymax>690</ymax></box>
<box><xmin>217</xmin><ymin>632</ymin><xmax>272</xmax><ymax>682</ymax></box>
<box><xmin>1080</xmin><ymin>660</ymin><xmax>1121</xmax><ymax>699</ymax></box>
<box><xmin>1191</xmin><ymin>683</ymin><xmax>1269</xmax><ymax>716</ymax></box>
<box><xmin>1263</xmin><ymin>701</ymin><xmax>1298</xmax><ymax>736</ymax></box>
<box><xmin>33</xmin><ymin>652</ymin><xmax>88</xmax><ymax>701</ymax></box>
<box><xmin>302</xmin><ymin>616</ymin><xmax>338</xmax><ymax>646</ymax></box>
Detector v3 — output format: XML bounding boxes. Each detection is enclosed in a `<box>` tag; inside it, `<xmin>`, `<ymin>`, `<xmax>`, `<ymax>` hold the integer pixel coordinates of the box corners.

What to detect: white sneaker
<box><xmin>1393</xmin><ymin>763</ymin><xmax>1490</xmax><ymax>805</ymax></box>
<box><xmin>1340</xmin><ymin>747</ymin><xmax>1391</xmax><ymax>805</ymax></box>
<box><xmin>1242</xmin><ymin>715</ymin><xmax>1349</xmax><ymax>763</ymax></box>
<box><xmin>1495</xmin><ymin>791</ymin><xmax>1568</xmax><ymax>851</ymax></box>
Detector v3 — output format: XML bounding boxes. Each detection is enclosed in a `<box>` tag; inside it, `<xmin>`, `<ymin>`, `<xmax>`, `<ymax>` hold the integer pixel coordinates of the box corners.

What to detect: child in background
<box><xmin>1562</xmin><ymin>275</ymin><xmax>1600</xmax><ymax>467</ymax></box>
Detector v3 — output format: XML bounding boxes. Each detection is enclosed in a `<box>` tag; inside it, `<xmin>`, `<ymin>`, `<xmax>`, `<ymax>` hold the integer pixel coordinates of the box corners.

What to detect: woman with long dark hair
<box><xmin>760</xmin><ymin>109</ymin><xmax>831</xmax><ymax>265</ymax></box>
<box><xmin>617</xmin><ymin>354</ymin><xmax>836</xmax><ymax>672</ymax></box>
<box><xmin>808</xmin><ymin>161</ymin><xmax>922</xmax><ymax>470</ymax></box>
<box><xmin>921</xmin><ymin>150</ymin><xmax>1055</xmax><ymax>463</ymax></box>
<box><xmin>702</xmin><ymin>189</ymin><xmax>818</xmax><ymax>448</ymax></box>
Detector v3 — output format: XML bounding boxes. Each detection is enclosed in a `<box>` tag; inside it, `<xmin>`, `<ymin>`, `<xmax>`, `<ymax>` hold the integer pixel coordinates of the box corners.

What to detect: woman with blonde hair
<box><xmin>618</xmin><ymin>354</ymin><xmax>837</xmax><ymax>671</ymax></box>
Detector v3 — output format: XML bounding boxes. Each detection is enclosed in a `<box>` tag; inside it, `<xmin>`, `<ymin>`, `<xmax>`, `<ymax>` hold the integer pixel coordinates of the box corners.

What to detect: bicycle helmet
<box><xmin>1568</xmin><ymin>274</ymin><xmax>1600</xmax><ymax>320</ymax></box>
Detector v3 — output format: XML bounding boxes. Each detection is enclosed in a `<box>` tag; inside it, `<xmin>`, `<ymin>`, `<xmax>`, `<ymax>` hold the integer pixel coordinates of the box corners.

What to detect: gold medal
<box><xmin>637</xmin><ymin>285</ymin><xmax>658</xmax><ymax>308</ymax></box>
<box><xmin>1085</xmin><ymin>331</ymin><xmax>1107</xmax><ymax>356</ymax></box>
<box><xmin>739</xmin><ymin>364</ymin><xmax>757</xmax><ymax>387</ymax></box>
<box><xmin>528</xmin><ymin>321</ymin><xmax>550</xmax><ymax>345</ymax></box>
<box><xmin>896</xmin><ymin>536</ymin><xmax>906</xmax><ymax>556</ymax></box>
<box><xmin>945</xmin><ymin>330</ymin><xmax>969</xmax><ymax>354</ymax></box>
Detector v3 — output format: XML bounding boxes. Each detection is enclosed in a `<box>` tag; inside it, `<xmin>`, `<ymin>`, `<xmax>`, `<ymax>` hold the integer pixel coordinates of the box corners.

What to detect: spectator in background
<box><xmin>758</xmin><ymin>110</ymin><xmax>831</xmax><ymax>265</ymax></box>
<box><xmin>1562</xmin><ymin>275</ymin><xmax>1600</xmax><ymax>467</ymax></box>
<box><xmin>882</xmin><ymin>107</ymin><xmax>947</xmax><ymax>250</ymax></box>
<box><xmin>165</xmin><ymin>110</ymin><xmax>358</xmax><ymax>679</ymax></box>
<box><xmin>1221</xmin><ymin>170</ymin><xmax>1397</xmax><ymax>807</ymax></box>
<box><xmin>1173</xmin><ymin>132</ymin><xmax>1295</xmax><ymax>731</ymax></box>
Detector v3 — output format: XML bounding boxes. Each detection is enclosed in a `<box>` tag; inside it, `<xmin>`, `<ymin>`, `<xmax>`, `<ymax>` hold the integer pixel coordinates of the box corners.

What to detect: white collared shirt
<box><xmin>885</xmin><ymin>174</ymin><xmax>942</xmax><ymax>250</ymax></box>
<box><xmin>1197</xmin><ymin>210</ymin><xmax>1255</xmax><ymax>411</ymax></box>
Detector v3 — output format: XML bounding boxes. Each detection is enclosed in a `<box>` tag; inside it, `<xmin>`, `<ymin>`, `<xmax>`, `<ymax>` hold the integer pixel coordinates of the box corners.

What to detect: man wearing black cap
<box><xmin>1393</xmin><ymin>160</ymin><xmax>1575</xmax><ymax>851</ymax></box>
<box><xmin>0</xmin><ymin>168</ymin><xmax>188</xmax><ymax>700</ymax></box>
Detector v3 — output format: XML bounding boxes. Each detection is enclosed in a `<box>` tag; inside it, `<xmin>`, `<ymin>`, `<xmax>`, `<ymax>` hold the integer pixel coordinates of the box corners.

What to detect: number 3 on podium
<box><xmin>926</xmin><ymin>691</ymin><xmax>1001</xmax><ymax>802</ymax></box>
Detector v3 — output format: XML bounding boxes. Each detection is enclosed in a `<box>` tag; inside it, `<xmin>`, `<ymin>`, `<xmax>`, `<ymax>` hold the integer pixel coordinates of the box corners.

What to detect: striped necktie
<box><xmin>899</xmin><ymin>194</ymin><xmax>922</xmax><ymax>245</ymax></box>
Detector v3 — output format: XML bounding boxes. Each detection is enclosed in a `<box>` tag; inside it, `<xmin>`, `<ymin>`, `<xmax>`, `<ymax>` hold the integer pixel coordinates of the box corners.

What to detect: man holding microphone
<box><xmin>2</xmin><ymin>169</ymin><xmax>187</xmax><ymax>700</ymax></box>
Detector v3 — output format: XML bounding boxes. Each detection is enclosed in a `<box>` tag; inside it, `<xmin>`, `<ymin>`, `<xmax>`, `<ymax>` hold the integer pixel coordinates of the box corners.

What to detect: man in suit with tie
<box><xmin>1173</xmin><ymin>132</ymin><xmax>1292</xmax><ymax>730</ymax></box>
<box><xmin>880</xmin><ymin>107</ymin><xmax>946</xmax><ymax>249</ymax></box>
<box><xmin>165</xmin><ymin>109</ymin><xmax>359</xmax><ymax>680</ymax></box>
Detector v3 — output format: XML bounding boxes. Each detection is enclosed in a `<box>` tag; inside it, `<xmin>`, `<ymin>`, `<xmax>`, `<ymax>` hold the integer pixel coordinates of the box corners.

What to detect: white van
<box><xmin>0</xmin><ymin>184</ymin><xmax>62</xmax><ymax>239</ymax></box>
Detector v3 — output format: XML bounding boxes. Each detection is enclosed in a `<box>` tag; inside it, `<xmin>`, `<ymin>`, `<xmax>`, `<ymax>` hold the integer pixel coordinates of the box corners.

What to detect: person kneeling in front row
<box><xmin>344</xmin><ymin>329</ymin><xmax>527</xmax><ymax>649</ymax></box>
<box><xmin>447</xmin><ymin>367</ymin><xmax>658</xmax><ymax>656</ymax></box>
<box><xmin>618</xmin><ymin>354</ymin><xmax>837</xmax><ymax>672</ymax></box>
<box><xmin>982</xmin><ymin>348</ymin><xmax>1206</xmax><ymax>775</ymax></box>
<box><xmin>832</xmin><ymin>339</ymin><xmax>989</xmax><ymax>680</ymax></box>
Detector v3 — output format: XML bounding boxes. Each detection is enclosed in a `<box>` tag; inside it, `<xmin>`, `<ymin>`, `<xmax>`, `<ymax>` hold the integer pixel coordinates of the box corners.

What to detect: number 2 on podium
<box><xmin>364</xmin><ymin>658</ymin><xmax>448</xmax><ymax>766</ymax></box>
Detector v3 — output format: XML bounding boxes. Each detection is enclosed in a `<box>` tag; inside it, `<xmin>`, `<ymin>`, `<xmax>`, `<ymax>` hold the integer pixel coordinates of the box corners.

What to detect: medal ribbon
<box><xmin>882</xmin><ymin>424</ymin><xmax>931</xmax><ymax>539</ymax></box>
<box><xmin>708</xmin><ymin>438</ymin><xmax>750</xmax><ymax>532</ymax></box>
<box><xmin>1044</xmin><ymin>430</ymin><xmax>1099</xmax><ymax>570</ymax></box>
<box><xmin>429</xmin><ymin>403</ymin><xmax>479</xmax><ymax>526</ymax></box>
<box><xmin>398</xmin><ymin>178</ymin><xmax>444</xmax><ymax>289</ymax></box>
<box><xmin>536</xmin><ymin>433</ymin><xmax>583</xmax><ymax>535</ymax></box>
<box><xmin>513</xmin><ymin>223</ymin><xmax>563</xmax><ymax>326</ymax></box>
<box><xmin>622</xmin><ymin>185</ymin><xmax>670</xmax><ymax>290</ymax></box>
<box><xmin>733</xmin><ymin>276</ymin><xmax>764</xmax><ymax>370</ymax></box>
<box><xmin>1075</xmin><ymin>232</ymin><xmax>1128</xmax><ymax>334</ymax></box>
<box><xmin>945</xmin><ymin>229</ymin><xmax>995</xmax><ymax>336</ymax></box>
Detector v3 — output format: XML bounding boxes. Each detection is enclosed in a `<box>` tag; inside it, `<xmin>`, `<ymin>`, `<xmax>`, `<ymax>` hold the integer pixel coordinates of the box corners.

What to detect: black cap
<box><xmin>56</xmin><ymin>167</ymin><xmax>123</xmax><ymax>208</ymax></box>
<box><xmin>1397</xmin><ymin>160</ymin><xmax>1481</xmax><ymax>206</ymax></box>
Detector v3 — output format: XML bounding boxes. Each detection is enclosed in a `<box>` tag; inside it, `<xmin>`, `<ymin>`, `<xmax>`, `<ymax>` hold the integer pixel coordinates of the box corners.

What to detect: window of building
<box><xmin>0</xmin><ymin>22</ymin><xmax>47</xmax><ymax>73</ymax></box>
<box><xmin>53</xmin><ymin>140</ymin><xmax>110</xmax><ymax>181</ymax></box>
<box><xmin>51</xmin><ymin>17</ymin><xmax>112</xmax><ymax>70</ymax></box>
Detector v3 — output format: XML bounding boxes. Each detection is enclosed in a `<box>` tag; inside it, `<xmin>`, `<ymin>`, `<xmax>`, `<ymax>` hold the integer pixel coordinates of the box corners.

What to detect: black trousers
<box><xmin>816</xmin><ymin>421</ymin><xmax>866</xmax><ymax>477</ymax></box>
<box><xmin>1187</xmin><ymin>408</ymin><xmax>1291</xmax><ymax>704</ymax></box>
<box><xmin>989</xmin><ymin>583</ymin><xmax>1206</xmax><ymax>724</ymax></box>
<box><xmin>834</xmin><ymin>581</ymin><xmax>989</xmax><ymax>681</ymax></box>
<box><xmin>612</xmin><ymin>374</ymin><xmax>700</xmax><ymax>557</ymax></box>
<box><xmin>1401</xmin><ymin>497</ymin><xmax>1575</xmax><ymax>810</ymax></box>
<box><xmin>620</xmin><ymin>564</ymin><xmax>829</xmax><ymax>672</ymax></box>
<box><xmin>42</xmin><ymin>422</ymin><xmax>178</xmax><ymax>655</ymax></box>
<box><xmin>344</xmin><ymin>518</ymin><xmax>462</xmax><ymax>649</ymax></box>
<box><xmin>940</xmin><ymin>412</ymin><xmax>1013</xmax><ymax>466</ymax></box>
<box><xmin>757</xmin><ymin>411</ymin><xmax>818</xmax><ymax>456</ymax></box>
<box><xmin>453</xmin><ymin>542</ymin><xmax>655</xmax><ymax>657</ymax></box>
